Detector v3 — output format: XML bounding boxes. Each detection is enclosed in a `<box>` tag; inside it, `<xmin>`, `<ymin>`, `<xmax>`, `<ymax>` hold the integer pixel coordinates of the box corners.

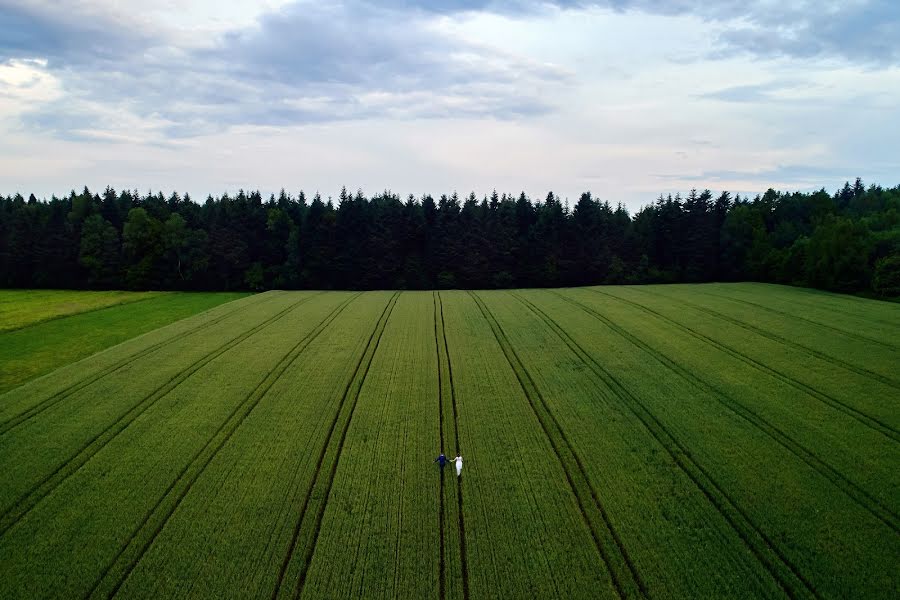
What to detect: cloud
<box><xmin>595</xmin><ymin>0</ymin><xmax>900</xmax><ymax>65</ymax></box>
<box><xmin>2</xmin><ymin>0</ymin><xmax>897</xmax><ymax>152</ymax></box>
<box><xmin>699</xmin><ymin>80</ymin><xmax>805</xmax><ymax>103</ymax></box>
<box><xmin>0</xmin><ymin>1</ymin><xmax>153</xmax><ymax>65</ymax></box>
<box><xmin>1</xmin><ymin>0</ymin><xmax>569</xmax><ymax>140</ymax></box>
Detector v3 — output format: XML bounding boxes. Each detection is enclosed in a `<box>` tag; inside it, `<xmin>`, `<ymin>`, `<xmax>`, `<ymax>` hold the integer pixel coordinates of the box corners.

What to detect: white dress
<box><xmin>454</xmin><ymin>456</ymin><xmax>463</xmax><ymax>476</ymax></box>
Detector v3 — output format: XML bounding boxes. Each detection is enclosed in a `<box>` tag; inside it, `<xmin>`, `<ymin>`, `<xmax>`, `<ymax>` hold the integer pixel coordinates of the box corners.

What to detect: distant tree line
<box><xmin>1</xmin><ymin>180</ymin><xmax>899</xmax><ymax>296</ymax></box>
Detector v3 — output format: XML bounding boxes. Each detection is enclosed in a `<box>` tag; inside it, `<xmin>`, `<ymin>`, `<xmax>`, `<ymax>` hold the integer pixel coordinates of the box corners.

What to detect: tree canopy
<box><xmin>1</xmin><ymin>180</ymin><xmax>898</xmax><ymax>296</ymax></box>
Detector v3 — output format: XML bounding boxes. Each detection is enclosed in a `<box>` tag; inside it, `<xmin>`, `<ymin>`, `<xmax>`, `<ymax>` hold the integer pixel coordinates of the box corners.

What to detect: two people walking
<box><xmin>434</xmin><ymin>453</ymin><xmax>463</xmax><ymax>477</ymax></box>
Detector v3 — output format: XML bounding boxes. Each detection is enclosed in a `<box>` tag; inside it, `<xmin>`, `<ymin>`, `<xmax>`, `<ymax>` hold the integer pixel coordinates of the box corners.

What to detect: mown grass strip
<box><xmin>0</xmin><ymin>292</ymin><xmax>251</xmax><ymax>395</ymax></box>
<box><xmin>588</xmin><ymin>288</ymin><xmax>900</xmax><ymax>444</ymax></box>
<box><xmin>546</xmin><ymin>292</ymin><xmax>899</xmax><ymax>534</ymax></box>
<box><xmin>702</xmin><ymin>288</ymin><xmax>900</xmax><ymax>351</ymax></box>
<box><xmin>0</xmin><ymin>290</ymin><xmax>162</xmax><ymax>333</ymax></box>
<box><xmin>640</xmin><ymin>287</ymin><xmax>900</xmax><ymax>390</ymax></box>
<box><xmin>470</xmin><ymin>291</ymin><xmax>645</xmax><ymax>600</ymax></box>
<box><xmin>0</xmin><ymin>293</ymin><xmax>317</xmax><ymax>539</ymax></box>
<box><xmin>437</xmin><ymin>291</ymin><xmax>470</xmax><ymax>600</ymax></box>
<box><xmin>545</xmin><ymin>290</ymin><xmax>819</xmax><ymax>600</ymax></box>
<box><xmin>85</xmin><ymin>293</ymin><xmax>360</xmax><ymax>600</ymax></box>
<box><xmin>270</xmin><ymin>292</ymin><xmax>399</xmax><ymax>600</ymax></box>
<box><xmin>0</xmin><ymin>291</ymin><xmax>273</xmax><ymax>435</ymax></box>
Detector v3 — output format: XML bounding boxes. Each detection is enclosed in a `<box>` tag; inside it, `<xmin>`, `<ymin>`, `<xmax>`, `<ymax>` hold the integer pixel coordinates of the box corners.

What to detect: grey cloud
<box><xmin>400</xmin><ymin>0</ymin><xmax>900</xmax><ymax>65</ymax></box>
<box><xmin>0</xmin><ymin>1</ymin><xmax>151</xmax><ymax>65</ymax></box>
<box><xmin>6</xmin><ymin>0</ymin><xmax>567</xmax><ymax>139</ymax></box>
<box><xmin>6</xmin><ymin>0</ymin><xmax>897</xmax><ymax>143</ymax></box>
<box><xmin>600</xmin><ymin>0</ymin><xmax>900</xmax><ymax>65</ymax></box>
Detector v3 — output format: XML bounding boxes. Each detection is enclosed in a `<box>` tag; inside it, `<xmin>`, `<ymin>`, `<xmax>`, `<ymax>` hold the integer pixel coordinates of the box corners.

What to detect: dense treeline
<box><xmin>1</xmin><ymin>180</ymin><xmax>899</xmax><ymax>295</ymax></box>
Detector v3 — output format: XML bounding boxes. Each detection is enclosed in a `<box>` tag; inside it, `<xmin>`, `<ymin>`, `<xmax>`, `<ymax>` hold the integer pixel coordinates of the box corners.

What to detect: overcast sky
<box><xmin>1</xmin><ymin>0</ymin><xmax>898</xmax><ymax>210</ymax></box>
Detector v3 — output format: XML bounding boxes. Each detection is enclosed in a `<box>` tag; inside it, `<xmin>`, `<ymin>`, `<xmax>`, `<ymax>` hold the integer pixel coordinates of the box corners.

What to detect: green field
<box><xmin>0</xmin><ymin>291</ymin><xmax>249</xmax><ymax>393</ymax></box>
<box><xmin>0</xmin><ymin>284</ymin><xmax>897</xmax><ymax>599</ymax></box>
<box><xmin>0</xmin><ymin>290</ymin><xmax>164</xmax><ymax>332</ymax></box>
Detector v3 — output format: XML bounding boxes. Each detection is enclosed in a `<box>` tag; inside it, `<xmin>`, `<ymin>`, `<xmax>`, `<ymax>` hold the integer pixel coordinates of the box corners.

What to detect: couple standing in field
<box><xmin>434</xmin><ymin>453</ymin><xmax>462</xmax><ymax>477</ymax></box>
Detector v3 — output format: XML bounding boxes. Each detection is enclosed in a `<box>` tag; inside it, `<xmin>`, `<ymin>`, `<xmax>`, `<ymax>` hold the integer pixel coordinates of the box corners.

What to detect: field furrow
<box><xmin>439</xmin><ymin>291</ymin><xmax>619</xmax><ymax>599</ymax></box>
<box><xmin>2</xmin><ymin>283</ymin><xmax>896</xmax><ymax>599</ymax></box>
<box><xmin>273</xmin><ymin>292</ymin><xmax>400</xmax><ymax>600</ymax></box>
<box><xmin>436</xmin><ymin>291</ymin><xmax>468</xmax><ymax>600</ymax></box>
<box><xmin>548</xmin><ymin>289</ymin><xmax>899</xmax><ymax>598</ymax></box>
<box><xmin>0</xmin><ymin>290</ymin><xmax>275</xmax><ymax>428</ymax></box>
<box><xmin>0</xmin><ymin>293</ymin><xmax>320</xmax><ymax>537</ymax></box>
<box><xmin>471</xmin><ymin>291</ymin><xmax>645</xmax><ymax>599</ymax></box>
<box><xmin>0</xmin><ymin>293</ymin><xmax>348</xmax><ymax>599</ymax></box>
<box><xmin>90</xmin><ymin>293</ymin><xmax>360</xmax><ymax>599</ymax></box>
<box><xmin>298</xmin><ymin>292</ymin><xmax>442</xmax><ymax>599</ymax></box>
<box><xmin>642</xmin><ymin>285</ymin><xmax>900</xmax><ymax>389</ymax></box>
<box><xmin>110</xmin><ymin>293</ymin><xmax>393</xmax><ymax>599</ymax></box>
<box><xmin>702</xmin><ymin>283</ymin><xmax>900</xmax><ymax>348</ymax></box>
<box><xmin>555</xmin><ymin>292</ymin><xmax>898</xmax><ymax>533</ymax></box>
<box><xmin>589</xmin><ymin>287</ymin><xmax>900</xmax><ymax>441</ymax></box>
<box><xmin>575</xmin><ymin>286</ymin><xmax>900</xmax><ymax>511</ymax></box>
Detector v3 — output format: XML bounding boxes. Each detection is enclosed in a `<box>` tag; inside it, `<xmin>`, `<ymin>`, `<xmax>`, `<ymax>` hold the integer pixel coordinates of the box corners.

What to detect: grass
<box><xmin>0</xmin><ymin>289</ymin><xmax>163</xmax><ymax>332</ymax></box>
<box><xmin>0</xmin><ymin>291</ymin><xmax>249</xmax><ymax>393</ymax></box>
<box><xmin>0</xmin><ymin>284</ymin><xmax>897</xmax><ymax>599</ymax></box>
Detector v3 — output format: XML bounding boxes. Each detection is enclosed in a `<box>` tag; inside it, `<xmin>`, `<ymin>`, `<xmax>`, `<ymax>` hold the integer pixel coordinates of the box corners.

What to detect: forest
<box><xmin>1</xmin><ymin>179</ymin><xmax>898</xmax><ymax>296</ymax></box>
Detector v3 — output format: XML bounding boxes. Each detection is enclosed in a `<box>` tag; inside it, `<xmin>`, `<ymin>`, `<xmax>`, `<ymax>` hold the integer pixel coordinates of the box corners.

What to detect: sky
<box><xmin>1</xmin><ymin>0</ymin><xmax>898</xmax><ymax>211</ymax></box>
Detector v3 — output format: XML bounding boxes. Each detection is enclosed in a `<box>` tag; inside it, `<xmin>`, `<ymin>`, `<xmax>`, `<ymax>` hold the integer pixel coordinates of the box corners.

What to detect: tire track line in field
<box><xmin>538</xmin><ymin>291</ymin><xmax>819</xmax><ymax>600</ymax></box>
<box><xmin>737</xmin><ymin>286</ymin><xmax>900</xmax><ymax>330</ymax></box>
<box><xmin>470</xmin><ymin>291</ymin><xmax>646</xmax><ymax>600</ymax></box>
<box><xmin>547</xmin><ymin>292</ymin><xmax>899</xmax><ymax>534</ymax></box>
<box><xmin>702</xmin><ymin>290</ymin><xmax>900</xmax><ymax>352</ymax></box>
<box><xmin>0</xmin><ymin>291</ymin><xmax>276</xmax><ymax>434</ymax></box>
<box><xmin>588</xmin><ymin>288</ymin><xmax>900</xmax><ymax>443</ymax></box>
<box><xmin>84</xmin><ymin>293</ymin><xmax>360</xmax><ymax>600</ymax></box>
<box><xmin>437</xmin><ymin>291</ymin><xmax>471</xmax><ymax>600</ymax></box>
<box><xmin>0</xmin><ymin>293</ymin><xmax>318</xmax><ymax>539</ymax></box>
<box><xmin>269</xmin><ymin>292</ymin><xmax>398</xmax><ymax>600</ymax></box>
<box><xmin>432</xmin><ymin>292</ymin><xmax>447</xmax><ymax>600</ymax></box>
<box><xmin>643</xmin><ymin>287</ymin><xmax>900</xmax><ymax>390</ymax></box>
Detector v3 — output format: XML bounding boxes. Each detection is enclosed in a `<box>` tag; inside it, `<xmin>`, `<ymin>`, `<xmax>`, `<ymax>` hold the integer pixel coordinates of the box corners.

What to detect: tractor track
<box><xmin>470</xmin><ymin>291</ymin><xmax>647</xmax><ymax>600</ymax></box>
<box><xmin>539</xmin><ymin>290</ymin><xmax>820</xmax><ymax>599</ymax></box>
<box><xmin>0</xmin><ymin>291</ymin><xmax>277</xmax><ymax>435</ymax></box>
<box><xmin>0</xmin><ymin>293</ymin><xmax>318</xmax><ymax>539</ymax></box>
<box><xmin>587</xmin><ymin>288</ymin><xmax>900</xmax><ymax>443</ymax></box>
<box><xmin>437</xmin><ymin>292</ymin><xmax>470</xmax><ymax>600</ymax></box>
<box><xmin>700</xmin><ymin>289</ymin><xmax>900</xmax><ymax>351</ymax></box>
<box><xmin>547</xmin><ymin>292</ymin><xmax>899</xmax><ymax>534</ymax></box>
<box><xmin>750</xmin><ymin>285</ymin><xmax>900</xmax><ymax>328</ymax></box>
<box><xmin>640</xmin><ymin>287</ymin><xmax>900</xmax><ymax>390</ymax></box>
<box><xmin>84</xmin><ymin>293</ymin><xmax>360</xmax><ymax>600</ymax></box>
<box><xmin>432</xmin><ymin>292</ymin><xmax>447</xmax><ymax>600</ymax></box>
<box><xmin>269</xmin><ymin>292</ymin><xmax>398</xmax><ymax>600</ymax></box>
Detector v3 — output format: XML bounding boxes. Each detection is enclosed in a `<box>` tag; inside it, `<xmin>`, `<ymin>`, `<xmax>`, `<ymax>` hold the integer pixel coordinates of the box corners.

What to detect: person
<box><xmin>434</xmin><ymin>453</ymin><xmax>447</xmax><ymax>469</ymax></box>
<box><xmin>454</xmin><ymin>454</ymin><xmax>463</xmax><ymax>478</ymax></box>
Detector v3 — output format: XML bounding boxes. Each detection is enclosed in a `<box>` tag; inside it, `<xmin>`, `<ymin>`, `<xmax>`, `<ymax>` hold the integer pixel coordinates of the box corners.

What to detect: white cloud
<box><xmin>0</xmin><ymin>1</ymin><xmax>897</xmax><ymax>210</ymax></box>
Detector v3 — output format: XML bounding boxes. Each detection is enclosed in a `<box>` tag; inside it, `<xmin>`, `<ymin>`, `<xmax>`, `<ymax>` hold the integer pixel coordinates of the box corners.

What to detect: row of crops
<box><xmin>1</xmin><ymin>284</ymin><xmax>897</xmax><ymax>598</ymax></box>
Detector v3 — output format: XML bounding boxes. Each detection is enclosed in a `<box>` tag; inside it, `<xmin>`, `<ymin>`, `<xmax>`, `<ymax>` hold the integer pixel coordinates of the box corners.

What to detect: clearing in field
<box><xmin>0</xmin><ymin>283</ymin><xmax>897</xmax><ymax>599</ymax></box>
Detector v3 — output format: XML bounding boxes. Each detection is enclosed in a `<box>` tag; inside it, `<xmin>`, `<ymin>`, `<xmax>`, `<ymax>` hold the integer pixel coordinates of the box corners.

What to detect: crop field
<box><xmin>0</xmin><ymin>291</ymin><xmax>249</xmax><ymax>393</ymax></box>
<box><xmin>0</xmin><ymin>284</ymin><xmax>897</xmax><ymax>599</ymax></box>
<box><xmin>0</xmin><ymin>290</ymin><xmax>164</xmax><ymax>332</ymax></box>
